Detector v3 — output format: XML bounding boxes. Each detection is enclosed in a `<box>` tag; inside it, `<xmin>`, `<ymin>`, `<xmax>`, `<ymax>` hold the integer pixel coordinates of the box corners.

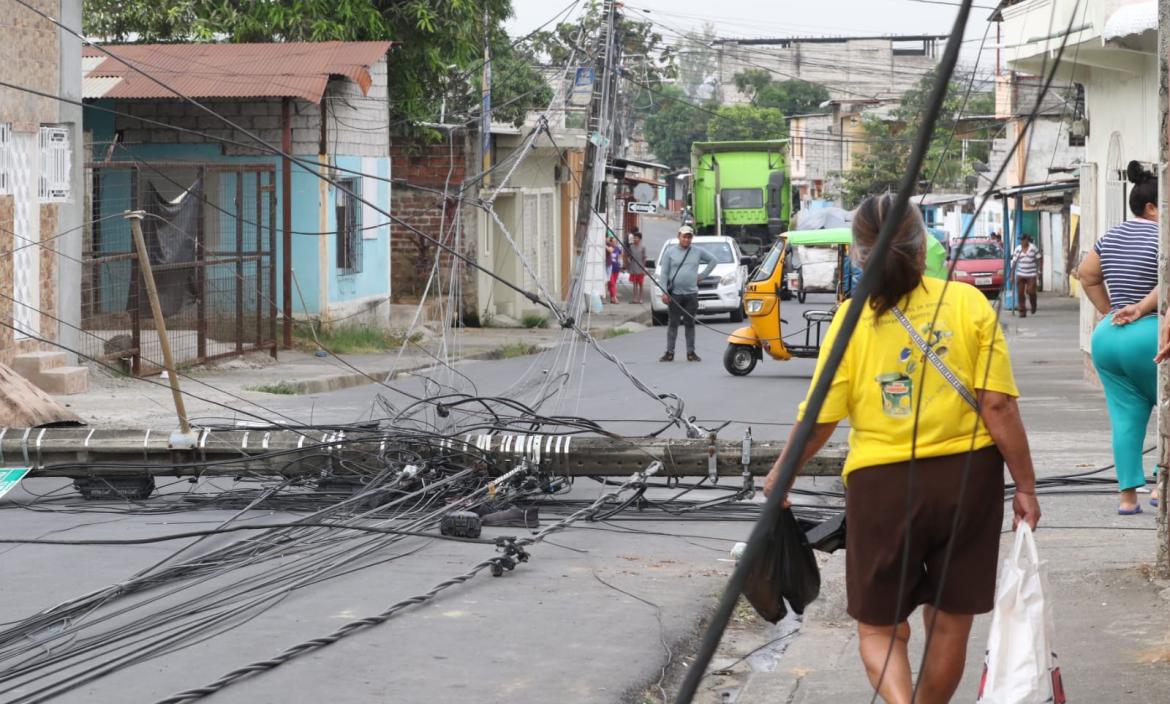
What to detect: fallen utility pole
<box><xmin>0</xmin><ymin>427</ymin><xmax>844</xmax><ymax>480</ymax></box>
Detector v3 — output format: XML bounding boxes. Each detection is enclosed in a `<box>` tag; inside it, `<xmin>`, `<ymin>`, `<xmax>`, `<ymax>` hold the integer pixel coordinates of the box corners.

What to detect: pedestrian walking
<box><xmin>626</xmin><ymin>229</ymin><xmax>648</xmax><ymax>304</ymax></box>
<box><xmin>1011</xmin><ymin>234</ymin><xmax>1041</xmax><ymax>316</ymax></box>
<box><xmin>605</xmin><ymin>234</ymin><xmax>623</xmax><ymax>304</ymax></box>
<box><xmin>765</xmin><ymin>194</ymin><xmax>1040</xmax><ymax>704</ymax></box>
<box><xmin>1078</xmin><ymin>160</ymin><xmax>1160</xmax><ymax>514</ymax></box>
<box><xmin>658</xmin><ymin>225</ymin><xmax>717</xmax><ymax>362</ymax></box>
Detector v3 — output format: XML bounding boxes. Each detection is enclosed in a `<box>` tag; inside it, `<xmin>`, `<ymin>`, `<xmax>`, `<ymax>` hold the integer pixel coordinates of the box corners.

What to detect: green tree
<box><xmin>82</xmin><ymin>0</ymin><xmax>545</xmax><ymax>133</ymax></box>
<box><xmin>706</xmin><ymin>105</ymin><xmax>787</xmax><ymax>142</ymax></box>
<box><xmin>732</xmin><ymin>70</ymin><xmax>830</xmax><ymax>116</ymax></box>
<box><xmin>643</xmin><ymin>86</ymin><xmax>710</xmax><ymax>168</ymax></box>
<box><xmin>837</xmin><ymin>71</ymin><xmax>997</xmax><ymax>207</ymax></box>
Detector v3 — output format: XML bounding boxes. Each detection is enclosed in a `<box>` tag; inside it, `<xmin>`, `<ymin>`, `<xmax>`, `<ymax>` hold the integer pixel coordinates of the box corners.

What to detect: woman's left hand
<box><xmin>762</xmin><ymin>469</ymin><xmax>791</xmax><ymax>508</ymax></box>
<box><xmin>1112</xmin><ymin>303</ymin><xmax>1143</xmax><ymax>326</ymax></box>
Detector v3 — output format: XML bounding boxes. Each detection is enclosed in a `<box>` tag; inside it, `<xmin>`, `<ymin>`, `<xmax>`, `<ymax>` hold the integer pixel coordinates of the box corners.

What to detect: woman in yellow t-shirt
<box><xmin>764</xmin><ymin>195</ymin><xmax>1041</xmax><ymax>704</ymax></box>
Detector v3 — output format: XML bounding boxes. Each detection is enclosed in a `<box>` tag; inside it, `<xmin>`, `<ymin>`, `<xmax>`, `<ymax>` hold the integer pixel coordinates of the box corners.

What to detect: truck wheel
<box><xmin>723</xmin><ymin>344</ymin><xmax>757</xmax><ymax>376</ymax></box>
<box><xmin>729</xmin><ymin>305</ymin><xmax>745</xmax><ymax>323</ymax></box>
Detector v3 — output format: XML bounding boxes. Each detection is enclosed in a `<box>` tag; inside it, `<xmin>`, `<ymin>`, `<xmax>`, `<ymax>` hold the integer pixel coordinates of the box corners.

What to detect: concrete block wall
<box><xmin>324</xmin><ymin>57</ymin><xmax>390</xmax><ymax>158</ymax></box>
<box><xmin>116</xmin><ymin>98</ymin><xmax>324</xmax><ymax>156</ymax></box>
<box><xmin>389</xmin><ymin>134</ymin><xmax>478</xmax><ymax>314</ymax></box>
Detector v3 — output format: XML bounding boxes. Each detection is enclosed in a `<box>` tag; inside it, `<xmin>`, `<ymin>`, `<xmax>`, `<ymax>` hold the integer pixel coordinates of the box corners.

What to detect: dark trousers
<box><xmin>1016</xmin><ymin>276</ymin><xmax>1037</xmax><ymax>315</ymax></box>
<box><xmin>666</xmin><ymin>293</ymin><xmax>699</xmax><ymax>354</ymax></box>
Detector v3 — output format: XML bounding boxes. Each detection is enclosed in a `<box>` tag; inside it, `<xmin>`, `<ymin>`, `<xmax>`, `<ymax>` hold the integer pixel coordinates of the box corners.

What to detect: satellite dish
<box><xmin>633</xmin><ymin>183</ymin><xmax>655</xmax><ymax>203</ymax></box>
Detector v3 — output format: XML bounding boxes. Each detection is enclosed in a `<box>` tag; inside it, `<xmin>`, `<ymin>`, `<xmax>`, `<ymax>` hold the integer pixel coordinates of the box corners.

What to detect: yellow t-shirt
<box><xmin>798</xmin><ymin>281</ymin><xmax>1018</xmax><ymax>481</ymax></box>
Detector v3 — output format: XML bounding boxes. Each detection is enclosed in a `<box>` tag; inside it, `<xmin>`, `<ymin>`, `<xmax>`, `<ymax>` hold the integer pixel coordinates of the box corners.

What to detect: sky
<box><xmin>506</xmin><ymin>0</ymin><xmax>1000</xmax><ymax>71</ymax></box>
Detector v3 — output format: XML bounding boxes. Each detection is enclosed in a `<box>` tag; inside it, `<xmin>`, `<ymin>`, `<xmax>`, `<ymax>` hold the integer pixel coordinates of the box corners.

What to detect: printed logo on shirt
<box><xmin>875</xmin><ymin>320</ymin><xmax>954</xmax><ymax>418</ymax></box>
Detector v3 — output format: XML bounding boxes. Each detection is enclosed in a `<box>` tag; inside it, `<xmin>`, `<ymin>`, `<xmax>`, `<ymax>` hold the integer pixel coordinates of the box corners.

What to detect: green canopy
<box><xmin>786</xmin><ymin>228</ymin><xmax>949</xmax><ymax>280</ymax></box>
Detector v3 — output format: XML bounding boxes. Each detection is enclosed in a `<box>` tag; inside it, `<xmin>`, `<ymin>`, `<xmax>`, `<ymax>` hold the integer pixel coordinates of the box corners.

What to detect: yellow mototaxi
<box><xmin>723</xmin><ymin>228</ymin><xmax>948</xmax><ymax>376</ymax></box>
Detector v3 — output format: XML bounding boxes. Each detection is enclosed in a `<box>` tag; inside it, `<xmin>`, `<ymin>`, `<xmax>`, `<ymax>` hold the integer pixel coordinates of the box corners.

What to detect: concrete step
<box><xmin>32</xmin><ymin>366</ymin><xmax>89</xmax><ymax>395</ymax></box>
<box><xmin>11</xmin><ymin>350</ymin><xmax>67</xmax><ymax>377</ymax></box>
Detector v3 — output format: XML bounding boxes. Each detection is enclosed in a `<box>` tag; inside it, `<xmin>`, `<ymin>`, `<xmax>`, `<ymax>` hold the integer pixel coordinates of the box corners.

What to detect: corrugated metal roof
<box><xmin>82</xmin><ymin>41</ymin><xmax>392</xmax><ymax>103</ymax></box>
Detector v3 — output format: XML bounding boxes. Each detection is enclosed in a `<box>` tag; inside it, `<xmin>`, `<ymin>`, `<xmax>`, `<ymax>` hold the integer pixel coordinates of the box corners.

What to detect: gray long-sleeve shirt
<box><xmin>659</xmin><ymin>244</ymin><xmax>718</xmax><ymax>295</ymax></box>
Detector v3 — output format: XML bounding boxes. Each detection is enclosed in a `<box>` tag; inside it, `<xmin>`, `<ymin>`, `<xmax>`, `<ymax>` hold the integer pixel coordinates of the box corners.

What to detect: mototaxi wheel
<box><xmin>723</xmin><ymin>344</ymin><xmax>757</xmax><ymax>376</ymax></box>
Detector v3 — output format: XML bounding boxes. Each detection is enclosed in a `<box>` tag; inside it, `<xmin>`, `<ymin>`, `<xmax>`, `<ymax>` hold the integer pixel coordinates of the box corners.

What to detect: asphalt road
<box><xmin>1</xmin><ymin>294</ymin><xmax>848</xmax><ymax>704</ymax></box>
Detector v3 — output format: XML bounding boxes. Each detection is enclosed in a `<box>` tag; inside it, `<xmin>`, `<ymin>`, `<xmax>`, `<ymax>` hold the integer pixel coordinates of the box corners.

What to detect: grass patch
<box><xmin>484</xmin><ymin>342</ymin><xmax>543</xmax><ymax>360</ymax></box>
<box><xmin>520</xmin><ymin>312</ymin><xmax>549</xmax><ymax>329</ymax></box>
<box><xmin>601</xmin><ymin>326</ymin><xmax>632</xmax><ymax>339</ymax></box>
<box><xmin>246</xmin><ymin>381</ymin><xmax>299</xmax><ymax>395</ymax></box>
<box><xmin>293</xmin><ymin>324</ymin><xmax>421</xmax><ymax>354</ymax></box>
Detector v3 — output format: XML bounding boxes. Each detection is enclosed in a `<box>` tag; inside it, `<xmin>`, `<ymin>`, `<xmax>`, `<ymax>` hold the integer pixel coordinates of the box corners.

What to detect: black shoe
<box><xmin>659</xmin><ymin>352</ymin><xmax>674</xmax><ymax>362</ymax></box>
<box><xmin>481</xmin><ymin>505</ymin><xmax>539</xmax><ymax>528</ymax></box>
<box><xmin>687</xmin><ymin>352</ymin><xmax>701</xmax><ymax>362</ymax></box>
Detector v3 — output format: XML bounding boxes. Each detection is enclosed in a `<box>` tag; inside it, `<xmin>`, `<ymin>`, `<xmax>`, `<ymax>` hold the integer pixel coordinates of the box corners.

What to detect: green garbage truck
<box><xmin>689</xmin><ymin>140</ymin><xmax>791</xmax><ymax>259</ymax></box>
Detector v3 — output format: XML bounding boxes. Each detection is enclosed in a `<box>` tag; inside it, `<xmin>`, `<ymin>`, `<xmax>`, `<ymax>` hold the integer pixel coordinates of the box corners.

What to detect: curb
<box><xmin>287</xmin><ymin>311</ymin><xmax>652</xmax><ymax>395</ymax></box>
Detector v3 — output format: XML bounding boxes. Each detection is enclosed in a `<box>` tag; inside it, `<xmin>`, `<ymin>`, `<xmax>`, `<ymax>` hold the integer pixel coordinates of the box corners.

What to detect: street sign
<box><xmin>569</xmin><ymin>67</ymin><xmax>594</xmax><ymax>107</ymax></box>
<box><xmin>0</xmin><ymin>468</ymin><xmax>31</xmax><ymax>500</ymax></box>
<box><xmin>627</xmin><ymin>202</ymin><xmax>656</xmax><ymax>214</ymax></box>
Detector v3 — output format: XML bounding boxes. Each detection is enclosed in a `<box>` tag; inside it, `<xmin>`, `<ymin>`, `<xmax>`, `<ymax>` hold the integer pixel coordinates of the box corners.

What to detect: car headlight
<box><xmin>747</xmin><ymin>299</ymin><xmax>764</xmax><ymax>313</ymax></box>
<box><xmin>720</xmin><ymin>273</ymin><xmax>737</xmax><ymax>286</ymax></box>
<box><xmin>955</xmin><ymin>270</ymin><xmax>971</xmax><ymax>277</ymax></box>
<box><xmin>996</xmin><ymin>268</ymin><xmax>1004</xmax><ymax>276</ymax></box>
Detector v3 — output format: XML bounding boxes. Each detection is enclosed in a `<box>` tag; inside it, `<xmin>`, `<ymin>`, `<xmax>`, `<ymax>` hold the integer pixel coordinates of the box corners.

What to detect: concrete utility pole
<box><xmin>1157</xmin><ymin>0</ymin><xmax>1169</xmax><ymax>576</ymax></box>
<box><xmin>481</xmin><ymin>0</ymin><xmax>493</xmax><ymax>189</ymax></box>
<box><xmin>571</xmin><ymin>0</ymin><xmax>618</xmax><ymax>252</ymax></box>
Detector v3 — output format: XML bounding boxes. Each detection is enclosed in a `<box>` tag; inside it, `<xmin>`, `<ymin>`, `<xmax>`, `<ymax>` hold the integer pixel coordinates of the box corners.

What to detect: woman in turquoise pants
<box><xmin>1079</xmin><ymin>160</ymin><xmax>1160</xmax><ymax>514</ymax></box>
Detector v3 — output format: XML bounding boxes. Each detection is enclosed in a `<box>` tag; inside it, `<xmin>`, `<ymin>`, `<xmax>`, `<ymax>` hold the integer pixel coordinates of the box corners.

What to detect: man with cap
<box><xmin>658</xmin><ymin>225</ymin><xmax>718</xmax><ymax>361</ymax></box>
<box><xmin>1011</xmin><ymin>233</ymin><xmax>1041</xmax><ymax>317</ymax></box>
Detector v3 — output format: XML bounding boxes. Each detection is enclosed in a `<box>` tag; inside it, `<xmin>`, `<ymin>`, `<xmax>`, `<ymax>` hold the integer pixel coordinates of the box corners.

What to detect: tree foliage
<box><xmin>706</xmin><ymin>105</ymin><xmax>787</xmax><ymax>142</ymax></box>
<box><xmin>733</xmin><ymin>70</ymin><xmax>830</xmax><ymax>117</ymax></box>
<box><xmin>523</xmin><ymin>1</ymin><xmax>676</xmax><ymax>89</ymax></box>
<box><xmin>82</xmin><ymin>0</ymin><xmax>547</xmax><ymax>133</ymax></box>
<box><xmin>837</xmin><ymin>71</ymin><xmax>996</xmax><ymax>207</ymax></box>
<box><xmin>643</xmin><ymin>86</ymin><xmax>710</xmax><ymax>168</ymax></box>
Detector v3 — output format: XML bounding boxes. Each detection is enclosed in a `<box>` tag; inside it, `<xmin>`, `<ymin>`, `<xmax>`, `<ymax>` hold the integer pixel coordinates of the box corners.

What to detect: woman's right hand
<box><xmin>1112</xmin><ymin>303</ymin><xmax>1143</xmax><ymax>326</ymax></box>
<box><xmin>1012</xmin><ymin>490</ymin><xmax>1041</xmax><ymax>530</ymax></box>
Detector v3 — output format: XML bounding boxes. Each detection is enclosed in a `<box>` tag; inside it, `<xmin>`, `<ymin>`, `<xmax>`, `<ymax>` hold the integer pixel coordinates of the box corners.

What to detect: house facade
<box><xmin>996</xmin><ymin>0</ymin><xmax>1156</xmax><ymax>363</ymax></box>
<box><xmin>82</xmin><ymin>41</ymin><xmax>393</xmax><ymax>357</ymax></box>
<box><xmin>0</xmin><ymin>0</ymin><xmax>87</xmax><ymax>393</ymax></box>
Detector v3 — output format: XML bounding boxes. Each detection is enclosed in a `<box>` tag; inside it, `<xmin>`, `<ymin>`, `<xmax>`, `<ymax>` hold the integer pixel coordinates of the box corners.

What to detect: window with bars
<box><xmin>336</xmin><ymin>178</ymin><xmax>363</xmax><ymax>274</ymax></box>
<box><xmin>0</xmin><ymin>123</ymin><xmax>11</xmax><ymax>195</ymax></box>
<box><xmin>39</xmin><ymin>125</ymin><xmax>71</xmax><ymax>202</ymax></box>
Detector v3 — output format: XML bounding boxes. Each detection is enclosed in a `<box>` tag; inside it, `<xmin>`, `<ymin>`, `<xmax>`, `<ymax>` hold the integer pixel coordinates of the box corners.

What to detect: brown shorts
<box><xmin>845</xmin><ymin>446</ymin><xmax>1005</xmax><ymax>626</ymax></box>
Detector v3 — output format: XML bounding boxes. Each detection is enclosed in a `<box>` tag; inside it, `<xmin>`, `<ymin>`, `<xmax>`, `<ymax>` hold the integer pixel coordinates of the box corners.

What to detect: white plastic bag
<box><xmin>977</xmin><ymin>524</ymin><xmax>1066</xmax><ymax>703</ymax></box>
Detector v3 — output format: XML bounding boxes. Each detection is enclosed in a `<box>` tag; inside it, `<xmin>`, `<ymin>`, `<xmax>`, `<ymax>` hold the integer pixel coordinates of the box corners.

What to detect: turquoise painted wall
<box><xmin>84</xmin><ymin>103</ymin><xmax>391</xmax><ymax>318</ymax></box>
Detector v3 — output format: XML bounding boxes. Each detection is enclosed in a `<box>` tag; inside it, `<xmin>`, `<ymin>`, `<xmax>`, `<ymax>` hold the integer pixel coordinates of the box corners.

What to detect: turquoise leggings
<box><xmin>1091</xmin><ymin>314</ymin><xmax>1158</xmax><ymax>491</ymax></box>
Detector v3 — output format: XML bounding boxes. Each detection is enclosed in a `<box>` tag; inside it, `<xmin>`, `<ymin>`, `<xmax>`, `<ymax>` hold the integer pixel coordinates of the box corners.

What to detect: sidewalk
<box><xmin>700</xmin><ymin>294</ymin><xmax>1170</xmax><ymax>703</ymax></box>
<box><xmin>61</xmin><ymin>292</ymin><xmax>649</xmax><ymax>428</ymax></box>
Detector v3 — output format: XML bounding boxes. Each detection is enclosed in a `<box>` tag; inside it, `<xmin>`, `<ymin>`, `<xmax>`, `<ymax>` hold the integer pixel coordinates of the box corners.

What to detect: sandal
<box><xmin>1118</xmin><ymin>504</ymin><xmax>1143</xmax><ymax>515</ymax></box>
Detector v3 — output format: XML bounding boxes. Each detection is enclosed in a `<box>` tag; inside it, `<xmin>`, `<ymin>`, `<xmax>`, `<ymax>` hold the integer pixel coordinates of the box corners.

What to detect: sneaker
<box><xmin>687</xmin><ymin>352</ymin><xmax>701</xmax><ymax>362</ymax></box>
<box><xmin>481</xmin><ymin>505</ymin><xmax>539</xmax><ymax>528</ymax></box>
<box><xmin>659</xmin><ymin>352</ymin><xmax>674</xmax><ymax>362</ymax></box>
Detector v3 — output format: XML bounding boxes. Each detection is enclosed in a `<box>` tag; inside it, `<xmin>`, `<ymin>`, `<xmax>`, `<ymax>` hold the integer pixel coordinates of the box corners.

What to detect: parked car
<box><xmin>949</xmin><ymin>237</ymin><xmax>1005</xmax><ymax>296</ymax></box>
<box><xmin>647</xmin><ymin>235</ymin><xmax>751</xmax><ymax>325</ymax></box>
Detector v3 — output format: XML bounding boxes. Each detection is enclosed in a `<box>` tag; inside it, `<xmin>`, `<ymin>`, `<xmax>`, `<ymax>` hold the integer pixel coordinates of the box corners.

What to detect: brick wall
<box><xmin>0</xmin><ymin>0</ymin><xmax>64</xmax><ymax>365</ymax></box>
<box><xmin>389</xmin><ymin>133</ymin><xmax>479</xmax><ymax>315</ymax></box>
<box><xmin>0</xmin><ymin>0</ymin><xmax>60</xmax><ymax>131</ymax></box>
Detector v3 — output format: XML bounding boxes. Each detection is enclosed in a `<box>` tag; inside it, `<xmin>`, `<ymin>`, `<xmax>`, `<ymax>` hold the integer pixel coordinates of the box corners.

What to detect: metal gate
<box><xmin>82</xmin><ymin>162</ymin><xmax>278</xmax><ymax>374</ymax></box>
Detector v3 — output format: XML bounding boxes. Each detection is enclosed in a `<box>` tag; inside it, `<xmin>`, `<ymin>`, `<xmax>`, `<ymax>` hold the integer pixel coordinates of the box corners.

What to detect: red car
<box><xmin>949</xmin><ymin>238</ymin><xmax>1005</xmax><ymax>297</ymax></box>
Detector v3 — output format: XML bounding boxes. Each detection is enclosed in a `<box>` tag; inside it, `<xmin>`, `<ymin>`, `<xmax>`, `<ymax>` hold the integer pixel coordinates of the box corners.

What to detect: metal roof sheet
<box><xmin>81</xmin><ymin>41</ymin><xmax>392</xmax><ymax>103</ymax></box>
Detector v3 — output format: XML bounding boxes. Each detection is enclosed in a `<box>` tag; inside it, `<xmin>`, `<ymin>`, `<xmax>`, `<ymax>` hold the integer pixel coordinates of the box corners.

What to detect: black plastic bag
<box><xmin>742</xmin><ymin>507</ymin><xmax>822</xmax><ymax>623</ymax></box>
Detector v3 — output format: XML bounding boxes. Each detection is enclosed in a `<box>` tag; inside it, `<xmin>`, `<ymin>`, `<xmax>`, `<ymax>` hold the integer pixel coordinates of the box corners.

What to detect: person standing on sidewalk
<box><xmin>605</xmin><ymin>234</ymin><xmax>623</xmax><ymax>304</ymax></box>
<box><xmin>626</xmin><ymin>229</ymin><xmax>648</xmax><ymax>304</ymax></box>
<box><xmin>1078</xmin><ymin>160</ymin><xmax>1160</xmax><ymax>514</ymax></box>
<box><xmin>765</xmin><ymin>194</ymin><xmax>1040</xmax><ymax>704</ymax></box>
<box><xmin>658</xmin><ymin>225</ymin><xmax>717</xmax><ymax>362</ymax></box>
<box><xmin>1011</xmin><ymin>234</ymin><xmax>1041</xmax><ymax>317</ymax></box>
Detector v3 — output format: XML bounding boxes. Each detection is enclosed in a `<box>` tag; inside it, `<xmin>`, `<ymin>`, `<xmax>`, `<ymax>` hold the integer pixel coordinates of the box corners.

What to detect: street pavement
<box><xmin>5</xmin><ymin>290</ymin><xmax>1170</xmax><ymax>703</ymax></box>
